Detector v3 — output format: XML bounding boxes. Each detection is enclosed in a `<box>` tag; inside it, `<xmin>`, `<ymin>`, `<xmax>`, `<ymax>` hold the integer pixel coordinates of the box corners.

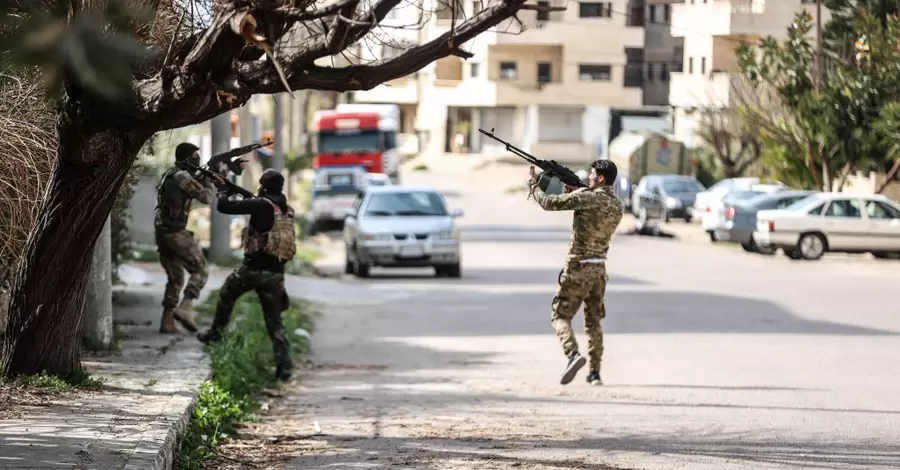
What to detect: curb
<box><xmin>113</xmin><ymin>285</ymin><xmax>214</xmax><ymax>470</ymax></box>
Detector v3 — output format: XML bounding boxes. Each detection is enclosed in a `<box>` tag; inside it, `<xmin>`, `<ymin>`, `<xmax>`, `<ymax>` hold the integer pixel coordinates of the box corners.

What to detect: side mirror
<box><xmin>450</xmin><ymin>208</ymin><xmax>464</xmax><ymax>218</ymax></box>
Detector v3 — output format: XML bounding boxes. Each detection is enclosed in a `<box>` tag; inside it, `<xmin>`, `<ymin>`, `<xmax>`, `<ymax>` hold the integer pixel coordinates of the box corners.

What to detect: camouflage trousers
<box><xmin>551</xmin><ymin>260</ymin><xmax>608</xmax><ymax>372</ymax></box>
<box><xmin>211</xmin><ymin>265</ymin><xmax>292</xmax><ymax>371</ymax></box>
<box><xmin>156</xmin><ymin>230</ymin><xmax>209</xmax><ymax>309</ymax></box>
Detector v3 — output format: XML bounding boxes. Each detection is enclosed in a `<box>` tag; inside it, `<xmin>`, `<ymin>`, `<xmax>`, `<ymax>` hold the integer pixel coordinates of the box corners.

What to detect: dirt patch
<box><xmin>0</xmin><ymin>382</ymin><xmax>63</xmax><ymax>419</ymax></box>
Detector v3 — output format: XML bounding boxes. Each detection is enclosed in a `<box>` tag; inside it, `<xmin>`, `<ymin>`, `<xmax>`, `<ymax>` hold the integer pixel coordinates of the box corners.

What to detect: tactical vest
<box><xmin>241</xmin><ymin>199</ymin><xmax>297</xmax><ymax>262</ymax></box>
<box><xmin>154</xmin><ymin>166</ymin><xmax>192</xmax><ymax>232</ymax></box>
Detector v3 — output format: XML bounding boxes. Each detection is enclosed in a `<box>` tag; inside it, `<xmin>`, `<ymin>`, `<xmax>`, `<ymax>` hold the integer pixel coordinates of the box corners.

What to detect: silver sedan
<box><xmin>342</xmin><ymin>186</ymin><xmax>463</xmax><ymax>278</ymax></box>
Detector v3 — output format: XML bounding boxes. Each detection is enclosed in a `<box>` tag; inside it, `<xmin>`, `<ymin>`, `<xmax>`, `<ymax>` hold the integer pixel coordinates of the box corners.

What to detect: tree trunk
<box><xmin>1</xmin><ymin>120</ymin><xmax>149</xmax><ymax>378</ymax></box>
<box><xmin>875</xmin><ymin>159</ymin><xmax>900</xmax><ymax>194</ymax></box>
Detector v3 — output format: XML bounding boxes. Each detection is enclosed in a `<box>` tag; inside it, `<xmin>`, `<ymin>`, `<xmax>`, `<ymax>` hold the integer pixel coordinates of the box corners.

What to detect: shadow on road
<box><xmin>356</xmin><ymin>268</ymin><xmax>651</xmax><ymax>286</ymax></box>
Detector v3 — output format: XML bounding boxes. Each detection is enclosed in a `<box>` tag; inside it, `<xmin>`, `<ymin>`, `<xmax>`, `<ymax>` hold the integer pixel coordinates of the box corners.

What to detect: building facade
<box><xmin>668</xmin><ymin>0</ymin><xmax>827</xmax><ymax>145</ymax></box>
<box><xmin>352</xmin><ymin>0</ymin><xmax>682</xmax><ymax>163</ymax></box>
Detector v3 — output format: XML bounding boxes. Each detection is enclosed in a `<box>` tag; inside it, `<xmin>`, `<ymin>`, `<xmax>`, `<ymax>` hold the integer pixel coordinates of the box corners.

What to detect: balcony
<box><xmin>669</xmin><ymin>71</ymin><xmax>736</xmax><ymax>108</ymax></box>
<box><xmin>672</xmin><ymin>0</ymin><xmax>827</xmax><ymax>39</ymax></box>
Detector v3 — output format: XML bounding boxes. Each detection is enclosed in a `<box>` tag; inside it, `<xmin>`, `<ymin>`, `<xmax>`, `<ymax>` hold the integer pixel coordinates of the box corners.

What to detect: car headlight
<box><xmin>665</xmin><ymin>197</ymin><xmax>681</xmax><ymax>208</ymax></box>
<box><xmin>359</xmin><ymin>232</ymin><xmax>392</xmax><ymax>241</ymax></box>
<box><xmin>433</xmin><ymin>230</ymin><xmax>458</xmax><ymax>240</ymax></box>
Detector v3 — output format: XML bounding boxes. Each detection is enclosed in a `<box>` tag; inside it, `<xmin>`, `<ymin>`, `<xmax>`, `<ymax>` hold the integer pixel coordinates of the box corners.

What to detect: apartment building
<box><xmin>352</xmin><ymin>0</ymin><xmax>683</xmax><ymax>163</ymax></box>
<box><xmin>668</xmin><ymin>0</ymin><xmax>828</xmax><ymax>145</ymax></box>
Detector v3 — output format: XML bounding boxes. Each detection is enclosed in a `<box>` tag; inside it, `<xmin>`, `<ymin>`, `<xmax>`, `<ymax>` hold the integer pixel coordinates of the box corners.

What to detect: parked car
<box><xmin>702</xmin><ymin>183</ymin><xmax>786</xmax><ymax>241</ymax></box>
<box><xmin>693</xmin><ymin>177</ymin><xmax>761</xmax><ymax>218</ymax></box>
<box><xmin>754</xmin><ymin>192</ymin><xmax>900</xmax><ymax>260</ymax></box>
<box><xmin>631</xmin><ymin>175</ymin><xmax>705</xmax><ymax>223</ymax></box>
<box><xmin>364</xmin><ymin>173</ymin><xmax>392</xmax><ymax>187</ymax></box>
<box><xmin>717</xmin><ymin>190</ymin><xmax>816</xmax><ymax>253</ymax></box>
<box><xmin>343</xmin><ymin>186</ymin><xmax>464</xmax><ymax>277</ymax></box>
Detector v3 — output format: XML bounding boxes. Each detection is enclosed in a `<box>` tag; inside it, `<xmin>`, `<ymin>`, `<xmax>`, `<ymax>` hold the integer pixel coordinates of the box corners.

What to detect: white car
<box><xmin>343</xmin><ymin>186</ymin><xmax>464</xmax><ymax>277</ymax></box>
<box><xmin>754</xmin><ymin>192</ymin><xmax>900</xmax><ymax>260</ymax></box>
<box><xmin>365</xmin><ymin>173</ymin><xmax>392</xmax><ymax>187</ymax></box>
<box><xmin>701</xmin><ymin>183</ymin><xmax>786</xmax><ymax>241</ymax></box>
<box><xmin>693</xmin><ymin>177</ymin><xmax>759</xmax><ymax>218</ymax></box>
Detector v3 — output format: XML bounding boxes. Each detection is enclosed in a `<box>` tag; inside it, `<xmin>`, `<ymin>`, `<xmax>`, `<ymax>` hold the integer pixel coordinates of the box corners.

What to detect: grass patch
<box><xmin>12</xmin><ymin>370</ymin><xmax>106</xmax><ymax>393</ymax></box>
<box><xmin>411</xmin><ymin>163</ymin><xmax>429</xmax><ymax>171</ymax></box>
<box><xmin>285</xmin><ymin>244</ymin><xmax>321</xmax><ymax>276</ymax></box>
<box><xmin>174</xmin><ymin>289</ymin><xmax>314</xmax><ymax>470</ymax></box>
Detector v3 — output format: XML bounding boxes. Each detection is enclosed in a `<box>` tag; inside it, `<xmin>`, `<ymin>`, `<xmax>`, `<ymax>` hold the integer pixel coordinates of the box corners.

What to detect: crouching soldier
<box><xmin>197</xmin><ymin>169</ymin><xmax>297</xmax><ymax>381</ymax></box>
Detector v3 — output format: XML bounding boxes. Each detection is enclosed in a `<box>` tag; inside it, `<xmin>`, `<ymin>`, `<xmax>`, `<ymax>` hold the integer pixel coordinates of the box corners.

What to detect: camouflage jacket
<box><xmin>531</xmin><ymin>185</ymin><xmax>623</xmax><ymax>261</ymax></box>
<box><xmin>154</xmin><ymin>166</ymin><xmax>214</xmax><ymax>233</ymax></box>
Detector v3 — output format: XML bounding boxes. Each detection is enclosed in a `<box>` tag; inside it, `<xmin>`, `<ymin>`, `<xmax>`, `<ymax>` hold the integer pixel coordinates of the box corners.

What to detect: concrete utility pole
<box><xmin>272</xmin><ymin>94</ymin><xmax>285</xmax><ymax>172</ymax></box>
<box><xmin>83</xmin><ymin>216</ymin><xmax>112</xmax><ymax>350</ymax></box>
<box><xmin>209</xmin><ymin>112</ymin><xmax>232</xmax><ymax>262</ymax></box>
<box><xmin>238</xmin><ymin>99</ymin><xmax>256</xmax><ymax>189</ymax></box>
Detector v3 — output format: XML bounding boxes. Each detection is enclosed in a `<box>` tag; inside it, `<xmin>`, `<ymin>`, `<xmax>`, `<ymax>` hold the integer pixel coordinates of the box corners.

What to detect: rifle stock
<box><xmin>478</xmin><ymin>128</ymin><xmax>587</xmax><ymax>189</ymax></box>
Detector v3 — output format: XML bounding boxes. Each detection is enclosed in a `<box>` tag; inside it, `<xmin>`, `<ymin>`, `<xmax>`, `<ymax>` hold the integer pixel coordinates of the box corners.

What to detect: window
<box><xmin>701</xmin><ymin>57</ymin><xmax>707</xmax><ymax>74</ymax></box>
<box><xmin>579</xmin><ymin>2</ymin><xmax>612</xmax><ymax>18</ymax></box>
<box><xmin>646</xmin><ymin>63</ymin><xmax>655</xmax><ymax>81</ymax></box>
<box><xmin>536</xmin><ymin>0</ymin><xmax>550</xmax><ymax>21</ymax></box>
<box><xmin>364</xmin><ymin>191</ymin><xmax>448</xmax><ymax>216</ymax></box>
<box><xmin>688</xmin><ymin>57</ymin><xmax>694</xmax><ymax>73</ymax></box>
<box><xmin>499</xmin><ymin>61</ymin><xmax>517</xmax><ymax>80</ymax></box>
<box><xmin>807</xmin><ymin>203</ymin><xmax>826</xmax><ymax>215</ymax></box>
<box><xmin>537</xmin><ymin>62</ymin><xmax>552</xmax><ymax>83</ymax></box>
<box><xmin>436</xmin><ymin>0</ymin><xmax>463</xmax><ymax>20</ymax></box>
<box><xmin>824</xmin><ymin>199</ymin><xmax>862</xmax><ymax>218</ymax></box>
<box><xmin>775</xmin><ymin>195</ymin><xmax>809</xmax><ymax>209</ymax></box>
<box><xmin>649</xmin><ymin>5</ymin><xmax>656</xmax><ymax>22</ymax></box>
<box><xmin>661</xmin><ymin>63</ymin><xmax>669</xmax><ymax>81</ymax></box>
<box><xmin>579</xmin><ymin>64</ymin><xmax>611</xmax><ymax>81</ymax></box>
<box><xmin>664</xmin><ymin>4</ymin><xmax>670</xmax><ymax>22</ymax></box>
<box><xmin>865</xmin><ymin>200</ymin><xmax>900</xmax><ymax>219</ymax></box>
<box><xmin>469</xmin><ymin>62</ymin><xmax>480</xmax><ymax>77</ymax></box>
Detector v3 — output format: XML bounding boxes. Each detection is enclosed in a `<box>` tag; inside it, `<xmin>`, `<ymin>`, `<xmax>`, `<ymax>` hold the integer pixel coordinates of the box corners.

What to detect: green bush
<box><xmin>174</xmin><ymin>290</ymin><xmax>314</xmax><ymax>469</ymax></box>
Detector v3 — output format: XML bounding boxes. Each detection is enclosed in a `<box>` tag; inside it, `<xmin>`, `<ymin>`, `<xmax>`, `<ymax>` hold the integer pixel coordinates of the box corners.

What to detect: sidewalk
<box><xmin>0</xmin><ymin>271</ymin><xmax>213</xmax><ymax>470</ymax></box>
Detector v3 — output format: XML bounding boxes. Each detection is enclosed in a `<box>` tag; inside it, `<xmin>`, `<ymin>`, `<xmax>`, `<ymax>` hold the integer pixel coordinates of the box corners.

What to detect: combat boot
<box><xmin>560</xmin><ymin>353</ymin><xmax>586</xmax><ymax>385</ymax></box>
<box><xmin>196</xmin><ymin>327</ymin><xmax>222</xmax><ymax>345</ymax></box>
<box><xmin>173</xmin><ymin>297</ymin><xmax>198</xmax><ymax>333</ymax></box>
<box><xmin>586</xmin><ymin>371</ymin><xmax>603</xmax><ymax>386</ymax></box>
<box><xmin>159</xmin><ymin>309</ymin><xmax>179</xmax><ymax>334</ymax></box>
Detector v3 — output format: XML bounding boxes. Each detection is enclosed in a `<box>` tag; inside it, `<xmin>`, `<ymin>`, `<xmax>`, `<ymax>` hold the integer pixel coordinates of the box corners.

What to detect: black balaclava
<box><xmin>175</xmin><ymin>142</ymin><xmax>201</xmax><ymax>168</ymax></box>
<box><xmin>258</xmin><ymin>169</ymin><xmax>285</xmax><ymax>196</ymax></box>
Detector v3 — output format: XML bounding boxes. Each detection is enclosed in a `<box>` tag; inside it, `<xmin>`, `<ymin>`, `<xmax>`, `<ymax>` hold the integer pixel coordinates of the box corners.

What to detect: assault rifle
<box><xmin>184</xmin><ymin>140</ymin><xmax>274</xmax><ymax>199</ymax></box>
<box><xmin>478</xmin><ymin>128</ymin><xmax>587</xmax><ymax>190</ymax></box>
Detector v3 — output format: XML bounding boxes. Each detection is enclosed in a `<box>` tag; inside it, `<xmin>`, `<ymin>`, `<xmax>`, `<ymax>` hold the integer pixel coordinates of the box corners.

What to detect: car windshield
<box><xmin>724</xmin><ymin>190</ymin><xmax>763</xmax><ymax>202</ymax></box>
<box><xmin>662</xmin><ymin>179</ymin><xmax>704</xmax><ymax>193</ymax></box>
<box><xmin>318</xmin><ymin>130</ymin><xmax>382</xmax><ymax>153</ymax></box>
<box><xmin>364</xmin><ymin>191</ymin><xmax>448</xmax><ymax>216</ymax></box>
<box><xmin>784</xmin><ymin>194</ymin><xmax>822</xmax><ymax>211</ymax></box>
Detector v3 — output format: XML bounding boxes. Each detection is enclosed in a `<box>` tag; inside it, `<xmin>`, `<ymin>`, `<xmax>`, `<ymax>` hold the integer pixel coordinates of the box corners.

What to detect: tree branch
<box><xmin>245</xmin><ymin>0</ymin><xmax>525</xmax><ymax>93</ymax></box>
<box><xmin>875</xmin><ymin>159</ymin><xmax>900</xmax><ymax>194</ymax></box>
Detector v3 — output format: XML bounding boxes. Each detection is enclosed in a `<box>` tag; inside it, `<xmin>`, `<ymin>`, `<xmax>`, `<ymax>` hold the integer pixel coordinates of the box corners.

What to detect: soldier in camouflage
<box><xmin>154</xmin><ymin>143</ymin><xmax>221</xmax><ymax>334</ymax></box>
<box><xmin>529</xmin><ymin>159</ymin><xmax>623</xmax><ymax>386</ymax></box>
<box><xmin>197</xmin><ymin>169</ymin><xmax>298</xmax><ymax>381</ymax></box>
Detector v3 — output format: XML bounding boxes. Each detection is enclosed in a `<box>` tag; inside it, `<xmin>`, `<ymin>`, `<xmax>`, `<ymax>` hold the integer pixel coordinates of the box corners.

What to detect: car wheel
<box><xmin>783</xmin><ymin>248</ymin><xmax>802</xmax><ymax>260</ymax></box>
<box><xmin>352</xmin><ymin>246</ymin><xmax>371</xmax><ymax>277</ymax></box>
<box><xmin>798</xmin><ymin>233</ymin><xmax>827</xmax><ymax>260</ymax></box>
<box><xmin>707</xmin><ymin>230</ymin><xmax>717</xmax><ymax>242</ymax></box>
<box><xmin>741</xmin><ymin>242</ymin><xmax>755</xmax><ymax>253</ymax></box>
<box><xmin>662</xmin><ymin>208</ymin><xmax>670</xmax><ymax>223</ymax></box>
<box><xmin>684</xmin><ymin>215</ymin><xmax>692</xmax><ymax>223</ymax></box>
<box><xmin>446</xmin><ymin>263</ymin><xmax>461</xmax><ymax>278</ymax></box>
<box><xmin>344</xmin><ymin>247</ymin><xmax>354</xmax><ymax>275</ymax></box>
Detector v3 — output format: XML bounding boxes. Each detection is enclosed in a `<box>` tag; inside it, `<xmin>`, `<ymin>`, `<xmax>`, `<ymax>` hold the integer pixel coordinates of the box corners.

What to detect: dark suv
<box><xmin>631</xmin><ymin>175</ymin><xmax>705</xmax><ymax>223</ymax></box>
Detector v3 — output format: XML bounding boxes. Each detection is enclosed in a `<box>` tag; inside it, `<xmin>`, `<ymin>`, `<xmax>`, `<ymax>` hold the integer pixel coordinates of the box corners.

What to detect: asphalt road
<box><xmin>249</xmin><ymin>164</ymin><xmax>900</xmax><ymax>470</ymax></box>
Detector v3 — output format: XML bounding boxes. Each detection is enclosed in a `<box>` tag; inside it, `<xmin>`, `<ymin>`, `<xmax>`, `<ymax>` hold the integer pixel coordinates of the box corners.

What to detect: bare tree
<box><xmin>693</xmin><ymin>81</ymin><xmax>762</xmax><ymax>179</ymax></box>
<box><xmin>1</xmin><ymin>0</ymin><xmax>531</xmax><ymax>377</ymax></box>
